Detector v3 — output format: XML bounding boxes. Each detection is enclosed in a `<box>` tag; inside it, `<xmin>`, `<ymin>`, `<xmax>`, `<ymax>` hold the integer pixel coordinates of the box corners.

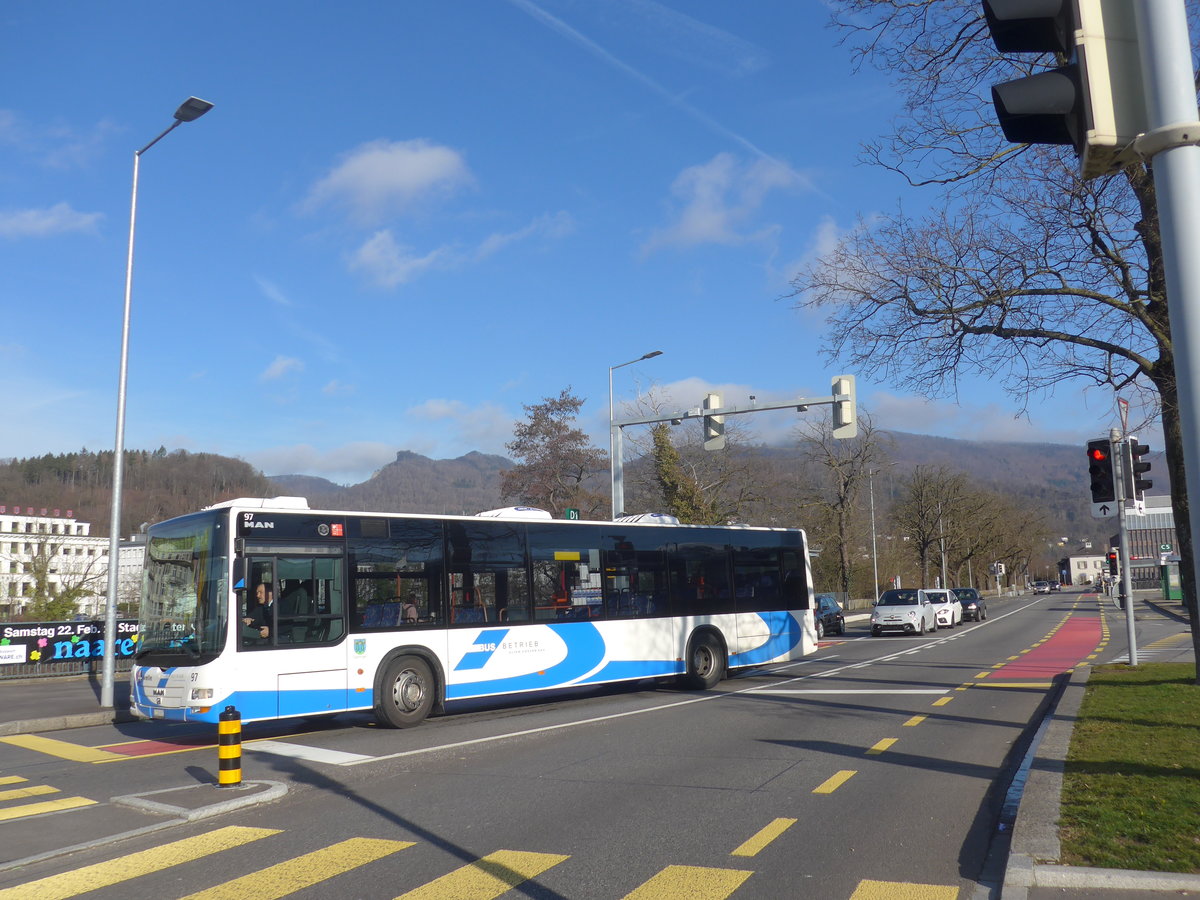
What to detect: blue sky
<box><xmin>2</xmin><ymin>1</ymin><xmax>1124</xmax><ymax>485</ymax></box>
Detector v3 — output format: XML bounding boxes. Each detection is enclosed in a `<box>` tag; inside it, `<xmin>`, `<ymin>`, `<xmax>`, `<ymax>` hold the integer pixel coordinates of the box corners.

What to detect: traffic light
<box><xmin>1086</xmin><ymin>438</ymin><xmax>1115</xmax><ymax>504</ymax></box>
<box><xmin>702</xmin><ymin>392</ymin><xmax>725</xmax><ymax>451</ymax></box>
<box><xmin>1126</xmin><ymin>438</ymin><xmax>1152</xmax><ymax>501</ymax></box>
<box><xmin>1106</xmin><ymin>549</ymin><xmax>1119</xmax><ymax>575</ymax></box>
<box><xmin>831</xmin><ymin>375</ymin><xmax>857</xmax><ymax>439</ymax></box>
<box><xmin>982</xmin><ymin>0</ymin><xmax>1147</xmax><ymax>178</ymax></box>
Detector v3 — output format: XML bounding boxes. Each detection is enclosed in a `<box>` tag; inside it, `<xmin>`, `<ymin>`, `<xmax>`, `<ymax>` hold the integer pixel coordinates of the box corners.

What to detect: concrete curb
<box><xmin>0</xmin><ymin>710</ymin><xmax>136</xmax><ymax>737</ymax></box>
<box><xmin>1004</xmin><ymin>665</ymin><xmax>1200</xmax><ymax>897</ymax></box>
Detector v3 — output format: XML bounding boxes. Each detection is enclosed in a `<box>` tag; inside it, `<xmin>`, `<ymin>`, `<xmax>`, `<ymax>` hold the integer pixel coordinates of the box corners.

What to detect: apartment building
<box><xmin>0</xmin><ymin>506</ymin><xmax>142</xmax><ymax>619</ymax></box>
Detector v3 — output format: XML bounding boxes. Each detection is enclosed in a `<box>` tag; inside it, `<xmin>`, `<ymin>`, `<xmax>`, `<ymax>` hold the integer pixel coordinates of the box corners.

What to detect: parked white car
<box><xmin>871</xmin><ymin>589</ymin><xmax>939</xmax><ymax>636</ymax></box>
<box><xmin>921</xmin><ymin>588</ymin><xmax>962</xmax><ymax>628</ymax></box>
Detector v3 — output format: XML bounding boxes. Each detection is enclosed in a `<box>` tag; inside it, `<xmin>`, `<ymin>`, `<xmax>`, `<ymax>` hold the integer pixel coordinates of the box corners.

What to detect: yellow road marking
<box><xmin>395</xmin><ymin>849</ymin><xmax>569</xmax><ymax>900</ymax></box>
<box><xmin>975</xmin><ymin>682</ymin><xmax>1054</xmax><ymax>688</ymax></box>
<box><xmin>731</xmin><ymin>817</ymin><xmax>796</xmax><ymax>857</ymax></box>
<box><xmin>0</xmin><ymin>825</ymin><xmax>279</xmax><ymax>900</ymax></box>
<box><xmin>0</xmin><ymin>795</ymin><xmax>95</xmax><ymax>822</ymax></box>
<box><xmin>903</xmin><ymin>715</ymin><xmax>926</xmax><ymax>727</ymax></box>
<box><xmin>932</xmin><ymin>697</ymin><xmax>953</xmax><ymax>706</ymax></box>
<box><xmin>179</xmin><ymin>838</ymin><xmax>413</xmax><ymax>900</ymax></box>
<box><xmin>974</xmin><ymin>671</ymin><xmax>991</xmax><ymax>678</ymax></box>
<box><xmin>0</xmin><ymin>783</ymin><xmax>58</xmax><ymax>801</ymax></box>
<box><xmin>813</xmin><ymin>770</ymin><xmax>856</xmax><ymax>793</ymax></box>
<box><xmin>0</xmin><ymin>775</ymin><xmax>26</xmax><ymax>785</ymax></box>
<box><xmin>866</xmin><ymin>738</ymin><xmax>896</xmax><ymax>755</ymax></box>
<box><xmin>850</xmin><ymin>878</ymin><xmax>959</xmax><ymax>899</ymax></box>
<box><xmin>622</xmin><ymin>865</ymin><xmax>752</xmax><ymax>899</ymax></box>
<box><xmin>0</xmin><ymin>734</ymin><xmax>127</xmax><ymax>763</ymax></box>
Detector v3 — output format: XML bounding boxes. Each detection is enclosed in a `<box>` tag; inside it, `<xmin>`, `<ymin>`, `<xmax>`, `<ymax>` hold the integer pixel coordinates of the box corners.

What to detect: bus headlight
<box><xmin>190</xmin><ymin>687</ymin><xmax>214</xmax><ymax>700</ymax></box>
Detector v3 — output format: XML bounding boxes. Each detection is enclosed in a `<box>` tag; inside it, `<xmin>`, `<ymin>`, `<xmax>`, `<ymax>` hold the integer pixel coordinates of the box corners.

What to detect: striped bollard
<box><xmin>218</xmin><ymin>705</ymin><xmax>242</xmax><ymax>787</ymax></box>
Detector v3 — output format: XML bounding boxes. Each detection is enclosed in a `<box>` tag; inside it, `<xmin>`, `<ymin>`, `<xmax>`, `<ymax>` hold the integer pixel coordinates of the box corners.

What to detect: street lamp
<box><xmin>101</xmin><ymin>97</ymin><xmax>213</xmax><ymax>709</ymax></box>
<box><xmin>608</xmin><ymin>350</ymin><xmax>663</xmax><ymax>517</ymax></box>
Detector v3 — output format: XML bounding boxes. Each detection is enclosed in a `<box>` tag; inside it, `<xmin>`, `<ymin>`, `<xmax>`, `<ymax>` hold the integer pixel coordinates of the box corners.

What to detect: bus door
<box><xmin>239</xmin><ymin>546</ymin><xmax>348</xmax><ymax>718</ymax></box>
<box><xmin>731</xmin><ymin>544</ymin><xmax>800</xmax><ymax>656</ymax></box>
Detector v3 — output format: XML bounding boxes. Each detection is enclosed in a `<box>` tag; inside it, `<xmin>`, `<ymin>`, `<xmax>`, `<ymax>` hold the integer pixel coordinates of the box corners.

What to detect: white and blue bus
<box><xmin>130</xmin><ymin>497</ymin><xmax>816</xmax><ymax>728</ymax></box>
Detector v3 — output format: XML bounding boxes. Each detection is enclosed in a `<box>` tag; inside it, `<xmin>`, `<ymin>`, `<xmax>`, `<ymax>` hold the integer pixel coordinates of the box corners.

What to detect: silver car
<box><xmin>871</xmin><ymin>589</ymin><xmax>938</xmax><ymax>636</ymax></box>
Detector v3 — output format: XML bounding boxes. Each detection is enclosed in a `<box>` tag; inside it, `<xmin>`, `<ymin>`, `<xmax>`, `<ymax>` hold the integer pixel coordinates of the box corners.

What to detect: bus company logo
<box><xmin>353</xmin><ymin>639</ymin><xmax>366</xmax><ymax>655</ymax></box>
<box><xmin>241</xmin><ymin>514</ymin><xmax>274</xmax><ymax>530</ymax></box>
<box><xmin>453</xmin><ymin>629</ymin><xmax>510</xmax><ymax>671</ymax></box>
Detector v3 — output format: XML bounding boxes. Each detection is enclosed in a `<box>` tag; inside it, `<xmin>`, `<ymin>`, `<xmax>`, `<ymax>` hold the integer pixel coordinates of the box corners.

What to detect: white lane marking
<box><xmin>748</xmin><ymin>696</ymin><xmax>945</xmax><ymax>700</ymax></box>
<box><xmin>244</xmin><ymin>740</ymin><xmax>375</xmax><ymax>765</ymax></box>
<box><xmin>351</xmin><ymin>600</ymin><xmax>1046</xmax><ymax>767</ymax></box>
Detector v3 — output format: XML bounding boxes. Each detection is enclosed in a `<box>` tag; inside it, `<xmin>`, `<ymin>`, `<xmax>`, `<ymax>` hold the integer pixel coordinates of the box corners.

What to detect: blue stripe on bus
<box><xmin>445</xmin><ymin>621</ymin><xmax>608</xmax><ymax>699</ymax></box>
<box><xmin>728</xmin><ymin>611</ymin><xmax>803</xmax><ymax>666</ymax></box>
<box><xmin>453</xmin><ymin>628</ymin><xmax>512</xmax><ymax>671</ymax></box>
<box><xmin>577</xmin><ymin>659</ymin><xmax>681</xmax><ymax>682</ymax></box>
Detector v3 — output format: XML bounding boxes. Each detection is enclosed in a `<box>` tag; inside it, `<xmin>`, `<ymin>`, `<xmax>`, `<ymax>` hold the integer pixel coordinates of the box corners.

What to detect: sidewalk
<box><xmin>1005</xmin><ymin>595</ymin><xmax>1199</xmax><ymax>898</ymax></box>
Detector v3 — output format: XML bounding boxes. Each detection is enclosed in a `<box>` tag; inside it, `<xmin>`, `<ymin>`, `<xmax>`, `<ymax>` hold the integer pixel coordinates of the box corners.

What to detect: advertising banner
<box><xmin>0</xmin><ymin>619</ymin><xmax>138</xmax><ymax>666</ymax></box>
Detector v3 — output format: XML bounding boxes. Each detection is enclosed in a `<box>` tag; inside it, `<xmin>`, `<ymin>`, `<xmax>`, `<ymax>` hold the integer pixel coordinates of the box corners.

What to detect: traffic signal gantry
<box><xmin>609</xmin><ymin>375</ymin><xmax>857</xmax><ymax>518</ymax></box>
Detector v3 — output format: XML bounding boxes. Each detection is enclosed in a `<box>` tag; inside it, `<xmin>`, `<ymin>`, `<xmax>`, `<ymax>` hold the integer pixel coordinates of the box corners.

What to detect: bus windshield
<box><xmin>135</xmin><ymin>510</ymin><xmax>229</xmax><ymax>664</ymax></box>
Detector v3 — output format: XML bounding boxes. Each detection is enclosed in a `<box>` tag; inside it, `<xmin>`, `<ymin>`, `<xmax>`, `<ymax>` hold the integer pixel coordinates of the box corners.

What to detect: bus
<box><xmin>130</xmin><ymin>497</ymin><xmax>816</xmax><ymax>728</ymax></box>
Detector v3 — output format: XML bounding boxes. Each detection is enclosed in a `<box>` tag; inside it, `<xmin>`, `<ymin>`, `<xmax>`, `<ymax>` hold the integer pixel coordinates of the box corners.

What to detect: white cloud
<box><xmin>408</xmin><ymin>398</ymin><xmax>514</xmax><ymax>455</ymax></box>
<box><xmin>254</xmin><ymin>276</ymin><xmax>292</xmax><ymax>306</ymax></box>
<box><xmin>246</xmin><ymin>442</ymin><xmax>399</xmax><ymax>482</ymax></box>
<box><xmin>348</xmin><ymin>230</ymin><xmax>447</xmax><ymax>288</ymax></box>
<box><xmin>260</xmin><ymin>355</ymin><xmax>304</xmax><ymax>381</ymax></box>
<box><xmin>0</xmin><ymin>202</ymin><xmax>101</xmax><ymax>238</ymax></box>
<box><xmin>322</xmin><ymin>379</ymin><xmax>355</xmax><ymax>396</ymax></box>
<box><xmin>642</xmin><ymin>153</ymin><xmax>805</xmax><ymax>254</ymax></box>
<box><xmin>301</xmin><ymin>138</ymin><xmax>473</xmax><ymax>226</ymax></box>
<box><xmin>475</xmin><ymin>211</ymin><xmax>575</xmax><ymax>260</ymax></box>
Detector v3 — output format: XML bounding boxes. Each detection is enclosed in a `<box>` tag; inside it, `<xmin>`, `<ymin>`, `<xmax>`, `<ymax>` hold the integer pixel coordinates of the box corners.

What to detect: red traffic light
<box><xmin>1089</xmin><ymin>447</ymin><xmax>1108</xmax><ymax>461</ymax></box>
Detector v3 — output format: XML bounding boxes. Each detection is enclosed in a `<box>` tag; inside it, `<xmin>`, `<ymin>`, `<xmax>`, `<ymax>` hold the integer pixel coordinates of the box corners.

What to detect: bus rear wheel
<box><xmin>684</xmin><ymin>633</ymin><xmax>725</xmax><ymax>690</ymax></box>
<box><xmin>376</xmin><ymin>655</ymin><xmax>435</xmax><ymax>728</ymax></box>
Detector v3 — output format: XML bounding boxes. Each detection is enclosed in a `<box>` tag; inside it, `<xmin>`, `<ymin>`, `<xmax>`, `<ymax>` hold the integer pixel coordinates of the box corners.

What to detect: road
<box><xmin>0</xmin><ymin>591</ymin><xmax>1173</xmax><ymax>899</ymax></box>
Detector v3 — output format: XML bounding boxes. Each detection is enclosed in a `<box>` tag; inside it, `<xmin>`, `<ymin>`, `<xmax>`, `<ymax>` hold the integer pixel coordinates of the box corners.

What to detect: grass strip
<box><xmin>1059</xmin><ymin>662</ymin><xmax>1200</xmax><ymax>872</ymax></box>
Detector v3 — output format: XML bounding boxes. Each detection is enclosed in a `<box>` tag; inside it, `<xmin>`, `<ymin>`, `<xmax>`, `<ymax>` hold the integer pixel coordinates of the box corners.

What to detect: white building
<box><xmin>0</xmin><ymin>506</ymin><xmax>143</xmax><ymax>619</ymax></box>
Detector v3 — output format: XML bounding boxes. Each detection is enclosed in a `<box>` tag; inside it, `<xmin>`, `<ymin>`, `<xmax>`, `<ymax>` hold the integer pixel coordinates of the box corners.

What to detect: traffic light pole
<box><xmin>1111</xmin><ymin>429</ymin><xmax>1138</xmax><ymax>665</ymax></box>
<box><xmin>1133</xmin><ymin>1</ymin><xmax>1200</xmax><ymax>631</ymax></box>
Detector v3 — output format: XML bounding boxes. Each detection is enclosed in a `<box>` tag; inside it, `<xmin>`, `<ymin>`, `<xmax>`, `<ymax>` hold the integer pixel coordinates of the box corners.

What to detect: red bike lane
<box><xmin>981</xmin><ymin>613</ymin><xmax>1104</xmax><ymax>680</ymax></box>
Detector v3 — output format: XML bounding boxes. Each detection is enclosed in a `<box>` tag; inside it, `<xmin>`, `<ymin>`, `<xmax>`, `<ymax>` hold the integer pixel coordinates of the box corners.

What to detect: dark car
<box><xmin>952</xmin><ymin>587</ymin><xmax>987</xmax><ymax>622</ymax></box>
<box><xmin>813</xmin><ymin>594</ymin><xmax>846</xmax><ymax>638</ymax></box>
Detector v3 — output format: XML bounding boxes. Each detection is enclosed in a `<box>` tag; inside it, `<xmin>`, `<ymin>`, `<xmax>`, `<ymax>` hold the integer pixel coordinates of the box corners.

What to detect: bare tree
<box><xmin>794</xmin><ymin>1</ymin><xmax>1200</xmax><ymax>676</ymax></box>
<box><xmin>500</xmin><ymin>388</ymin><xmax>608</xmax><ymax>518</ymax></box>
<box><xmin>621</xmin><ymin>387</ymin><xmax>764</xmax><ymax>523</ymax></box>
<box><xmin>797</xmin><ymin>412</ymin><xmax>891</xmax><ymax>596</ymax></box>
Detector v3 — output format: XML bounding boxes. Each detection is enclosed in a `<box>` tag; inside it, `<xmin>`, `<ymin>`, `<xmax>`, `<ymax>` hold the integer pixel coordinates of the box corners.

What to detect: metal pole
<box><xmin>869</xmin><ymin>470</ymin><xmax>879</xmax><ymax>601</ymax></box>
<box><xmin>1112</xmin><ymin>428</ymin><xmax>1138</xmax><ymax>665</ymax></box>
<box><xmin>1134</xmin><ymin>0</ymin><xmax>1200</xmax><ymax>628</ymax></box>
<box><xmin>101</xmin><ymin>148</ymin><xmax>140</xmax><ymax>709</ymax></box>
<box><xmin>607</xmin><ymin>351</ymin><xmax>662</xmax><ymax>519</ymax></box>
<box><xmin>100</xmin><ymin>100</ymin><xmax>211</xmax><ymax>709</ymax></box>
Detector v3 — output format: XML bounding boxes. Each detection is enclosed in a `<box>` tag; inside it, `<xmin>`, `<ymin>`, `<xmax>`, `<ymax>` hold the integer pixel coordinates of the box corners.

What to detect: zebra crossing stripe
<box><xmin>621</xmin><ymin>864</ymin><xmax>753</xmax><ymax>899</ymax></box>
<box><xmin>0</xmin><ymin>795</ymin><xmax>95</xmax><ymax>822</ymax></box>
<box><xmin>0</xmin><ymin>825</ymin><xmax>280</xmax><ymax>900</ymax></box>
<box><xmin>850</xmin><ymin>878</ymin><xmax>959</xmax><ymax>898</ymax></box>
<box><xmin>394</xmin><ymin>849</ymin><xmax>569</xmax><ymax>900</ymax></box>
<box><xmin>176</xmin><ymin>837</ymin><xmax>414</xmax><ymax>900</ymax></box>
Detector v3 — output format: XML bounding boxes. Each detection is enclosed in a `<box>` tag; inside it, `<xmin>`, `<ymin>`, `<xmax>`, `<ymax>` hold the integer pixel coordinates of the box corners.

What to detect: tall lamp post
<box><xmin>608</xmin><ymin>350</ymin><xmax>662</xmax><ymax>517</ymax></box>
<box><xmin>101</xmin><ymin>97</ymin><xmax>214</xmax><ymax>709</ymax></box>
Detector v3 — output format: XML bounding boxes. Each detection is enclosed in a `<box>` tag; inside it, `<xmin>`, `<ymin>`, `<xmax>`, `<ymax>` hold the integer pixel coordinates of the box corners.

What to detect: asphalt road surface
<box><xmin>0</xmin><ymin>591</ymin><xmax>1172</xmax><ymax>899</ymax></box>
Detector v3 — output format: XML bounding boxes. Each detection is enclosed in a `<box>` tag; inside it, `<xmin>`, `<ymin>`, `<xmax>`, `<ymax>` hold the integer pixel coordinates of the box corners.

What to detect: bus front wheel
<box><xmin>684</xmin><ymin>634</ymin><xmax>725</xmax><ymax>690</ymax></box>
<box><xmin>376</xmin><ymin>655</ymin><xmax>435</xmax><ymax>728</ymax></box>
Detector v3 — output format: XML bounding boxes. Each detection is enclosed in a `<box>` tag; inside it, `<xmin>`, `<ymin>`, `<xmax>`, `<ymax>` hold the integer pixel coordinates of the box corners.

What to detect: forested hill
<box><xmin>0</xmin><ymin>434</ymin><xmax>1165</xmax><ymax>547</ymax></box>
<box><xmin>0</xmin><ymin>448</ymin><xmax>274</xmax><ymax>537</ymax></box>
